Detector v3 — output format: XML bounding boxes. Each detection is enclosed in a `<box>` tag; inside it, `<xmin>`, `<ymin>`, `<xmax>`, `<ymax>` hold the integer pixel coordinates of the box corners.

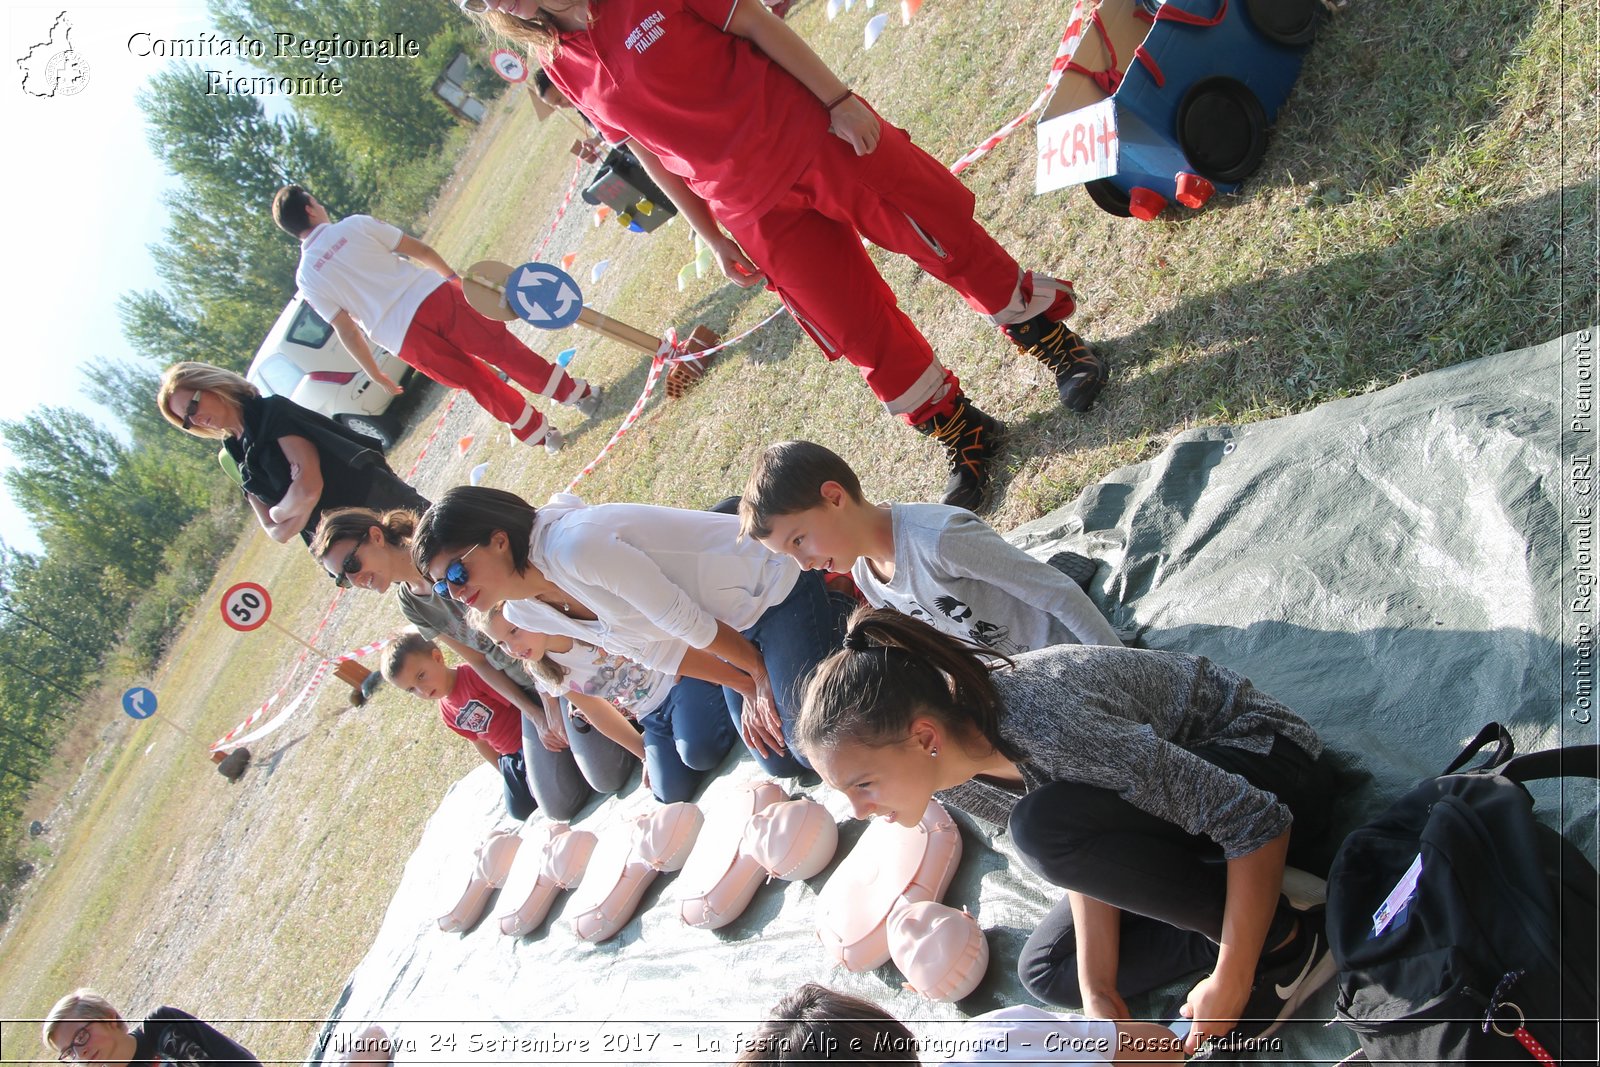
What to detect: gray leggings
<box><xmin>519</xmin><ymin>706</ymin><xmax>635</xmax><ymax>822</ymax></box>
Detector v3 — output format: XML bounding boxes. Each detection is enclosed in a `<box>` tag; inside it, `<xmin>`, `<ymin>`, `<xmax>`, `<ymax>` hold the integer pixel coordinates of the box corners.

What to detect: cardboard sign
<box><xmin>1036</xmin><ymin>96</ymin><xmax>1120</xmax><ymax>193</ymax></box>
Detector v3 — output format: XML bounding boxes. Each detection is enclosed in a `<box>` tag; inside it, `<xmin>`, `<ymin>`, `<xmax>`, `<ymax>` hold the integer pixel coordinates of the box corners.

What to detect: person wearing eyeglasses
<box><xmin>410</xmin><ymin>485</ymin><xmax>850</xmax><ymax>779</ymax></box>
<box><xmin>459</xmin><ymin>0</ymin><xmax>1109</xmax><ymax>514</ymax></box>
<box><xmin>157</xmin><ymin>362</ymin><xmax>428</xmax><ymax>551</ymax></box>
<box><xmin>42</xmin><ymin>989</ymin><xmax>260</xmax><ymax>1065</ymax></box>
<box><xmin>308</xmin><ymin>506</ymin><xmax>636</xmax><ymax>821</ymax></box>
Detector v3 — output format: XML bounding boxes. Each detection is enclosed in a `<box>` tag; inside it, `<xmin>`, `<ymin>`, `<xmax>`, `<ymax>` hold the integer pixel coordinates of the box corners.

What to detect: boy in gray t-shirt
<box><xmin>740</xmin><ymin>441</ymin><xmax>1120</xmax><ymax>652</ymax></box>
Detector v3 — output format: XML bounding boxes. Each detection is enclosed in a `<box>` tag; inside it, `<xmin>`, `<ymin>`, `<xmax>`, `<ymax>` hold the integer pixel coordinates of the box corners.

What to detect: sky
<box><xmin>3</xmin><ymin>1</ymin><xmax>214</xmax><ymax>554</ymax></box>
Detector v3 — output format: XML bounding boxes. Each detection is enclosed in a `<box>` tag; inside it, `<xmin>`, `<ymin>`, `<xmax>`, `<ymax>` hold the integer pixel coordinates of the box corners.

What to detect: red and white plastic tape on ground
<box><xmin>212</xmin><ymin>635</ymin><xmax>391</xmax><ymax>751</ymax></box>
<box><xmin>534</xmin><ymin>159</ymin><xmax>584</xmax><ymax>262</ymax></box>
<box><xmin>947</xmin><ymin>10</ymin><xmax>1089</xmax><ymax>175</ymax></box>
<box><xmin>565</xmin><ymin>309</ymin><xmax>786</xmax><ymax>491</ymax></box>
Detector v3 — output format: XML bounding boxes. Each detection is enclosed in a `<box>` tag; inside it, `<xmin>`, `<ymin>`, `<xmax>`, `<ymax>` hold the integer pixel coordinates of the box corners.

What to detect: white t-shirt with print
<box><xmin>295</xmin><ymin>215</ymin><xmax>443</xmax><ymax>352</ymax></box>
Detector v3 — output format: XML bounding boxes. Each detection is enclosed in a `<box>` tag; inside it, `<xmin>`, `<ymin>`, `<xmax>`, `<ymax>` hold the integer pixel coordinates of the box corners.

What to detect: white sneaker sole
<box><xmin>1283</xmin><ymin>867</ymin><xmax>1328</xmax><ymax>909</ymax></box>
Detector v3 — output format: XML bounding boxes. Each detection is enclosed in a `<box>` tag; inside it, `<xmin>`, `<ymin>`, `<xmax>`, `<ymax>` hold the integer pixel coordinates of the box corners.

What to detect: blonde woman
<box><xmin>157</xmin><ymin>361</ymin><xmax>427</xmax><ymax>547</ymax></box>
<box><xmin>42</xmin><ymin>988</ymin><xmax>260</xmax><ymax>1064</ymax></box>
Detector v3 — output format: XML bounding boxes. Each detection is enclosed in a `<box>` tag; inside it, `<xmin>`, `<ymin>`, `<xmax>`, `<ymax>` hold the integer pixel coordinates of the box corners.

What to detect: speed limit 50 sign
<box><xmin>221</xmin><ymin>581</ymin><xmax>272</xmax><ymax>632</ymax></box>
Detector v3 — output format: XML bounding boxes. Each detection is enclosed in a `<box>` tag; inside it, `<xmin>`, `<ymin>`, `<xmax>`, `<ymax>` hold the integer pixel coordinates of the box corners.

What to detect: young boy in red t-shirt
<box><xmin>382</xmin><ymin>630</ymin><xmax>538</xmax><ymax>819</ymax></box>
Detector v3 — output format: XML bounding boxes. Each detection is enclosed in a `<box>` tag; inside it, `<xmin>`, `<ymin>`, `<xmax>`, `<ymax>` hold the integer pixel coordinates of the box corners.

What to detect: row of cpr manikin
<box><xmin>438</xmin><ymin>780</ymin><xmax>983</xmax><ymax>1002</ymax></box>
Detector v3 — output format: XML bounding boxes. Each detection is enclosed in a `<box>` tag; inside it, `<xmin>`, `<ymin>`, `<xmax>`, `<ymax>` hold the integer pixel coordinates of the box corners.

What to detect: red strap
<box><xmin>1510</xmin><ymin>1026</ymin><xmax>1556</xmax><ymax>1066</ymax></box>
<box><xmin>1134</xmin><ymin>45</ymin><xmax>1165</xmax><ymax>87</ymax></box>
<box><xmin>1063</xmin><ymin>10</ymin><xmax>1122</xmax><ymax>94</ymax></box>
<box><xmin>1151</xmin><ymin>0</ymin><xmax>1229</xmax><ymax>27</ymax></box>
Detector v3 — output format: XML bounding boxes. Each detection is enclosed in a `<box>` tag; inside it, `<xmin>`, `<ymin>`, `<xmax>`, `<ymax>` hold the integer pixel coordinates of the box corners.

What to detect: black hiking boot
<box><xmin>1003</xmin><ymin>316</ymin><xmax>1111</xmax><ymax>412</ymax></box>
<box><xmin>914</xmin><ymin>393</ymin><xmax>1005</xmax><ymax>513</ymax></box>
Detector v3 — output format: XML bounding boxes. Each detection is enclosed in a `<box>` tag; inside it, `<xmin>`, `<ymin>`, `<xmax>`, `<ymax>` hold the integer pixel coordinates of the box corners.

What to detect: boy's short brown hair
<box><xmin>739</xmin><ymin>440</ymin><xmax>865</xmax><ymax>541</ymax></box>
<box><xmin>272</xmin><ymin>184</ymin><xmax>317</xmax><ymax>237</ymax></box>
<box><xmin>381</xmin><ymin>629</ymin><xmax>438</xmax><ymax>684</ymax></box>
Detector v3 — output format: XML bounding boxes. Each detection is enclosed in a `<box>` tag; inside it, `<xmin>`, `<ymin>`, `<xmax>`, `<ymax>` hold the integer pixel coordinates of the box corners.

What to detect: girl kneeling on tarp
<box><xmin>796</xmin><ymin>608</ymin><xmax>1336</xmax><ymax>1056</ymax></box>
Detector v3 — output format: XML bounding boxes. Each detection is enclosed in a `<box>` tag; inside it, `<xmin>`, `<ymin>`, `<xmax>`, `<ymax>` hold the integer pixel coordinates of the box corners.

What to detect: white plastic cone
<box><xmin>864</xmin><ymin>12</ymin><xmax>888</xmax><ymax>47</ymax></box>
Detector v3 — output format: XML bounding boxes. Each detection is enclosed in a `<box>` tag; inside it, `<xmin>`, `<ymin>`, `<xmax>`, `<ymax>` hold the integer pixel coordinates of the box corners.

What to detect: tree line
<box><xmin>0</xmin><ymin>0</ymin><xmax>505</xmax><ymax>915</ymax></box>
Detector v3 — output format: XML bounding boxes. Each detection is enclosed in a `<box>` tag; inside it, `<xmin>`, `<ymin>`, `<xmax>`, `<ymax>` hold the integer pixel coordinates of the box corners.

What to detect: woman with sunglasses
<box><xmin>411</xmin><ymin>486</ymin><xmax>849</xmax><ymax>778</ymax></box>
<box><xmin>42</xmin><ymin>989</ymin><xmax>260</xmax><ymax>1064</ymax></box>
<box><xmin>459</xmin><ymin>0</ymin><xmax>1109</xmax><ymax>513</ymax></box>
<box><xmin>157</xmin><ymin>362</ymin><xmax>428</xmax><ymax>550</ymax></box>
<box><xmin>310</xmin><ymin>506</ymin><xmax>635</xmax><ymax>820</ymax></box>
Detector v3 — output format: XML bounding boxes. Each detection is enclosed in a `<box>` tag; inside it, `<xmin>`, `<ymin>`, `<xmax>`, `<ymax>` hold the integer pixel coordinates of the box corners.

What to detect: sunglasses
<box><xmin>458</xmin><ymin>0</ymin><xmax>489</xmax><ymax>10</ymax></box>
<box><xmin>57</xmin><ymin>1022</ymin><xmax>94</xmax><ymax>1062</ymax></box>
<box><xmin>180</xmin><ymin>390</ymin><xmax>203</xmax><ymax>430</ymax></box>
<box><xmin>433</xmin><ymin>544</ymin><xmax>481</xmax><ymax>598</ymax></box>
<box><xmin>334</xmin><ymin>545</ymin><xmax>364</xmax><ymax>588</ymax></box>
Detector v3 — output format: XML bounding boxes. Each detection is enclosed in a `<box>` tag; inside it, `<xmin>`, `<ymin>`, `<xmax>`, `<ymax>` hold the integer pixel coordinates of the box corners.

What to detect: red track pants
<box><xmin>725</xmin><ymin>114</ymin><xmax>1073</xmax><ymax>424</ymax></box>
<box><xmin>398</xmin><ymin>282</ymin><xmax>586</xmax><ymax>442</ymax></box>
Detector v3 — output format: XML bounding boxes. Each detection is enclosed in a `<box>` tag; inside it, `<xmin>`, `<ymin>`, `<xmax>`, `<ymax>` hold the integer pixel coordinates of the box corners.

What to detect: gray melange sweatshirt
<box><xmin>939</xmin><ymin>643</ymin><xmax>1322</xmax><ymax>859</ymax></box>
<box><xmin>851</xmin><ymin>503</ymin><xmax>1122</xmax><ymax>653</ymax></box>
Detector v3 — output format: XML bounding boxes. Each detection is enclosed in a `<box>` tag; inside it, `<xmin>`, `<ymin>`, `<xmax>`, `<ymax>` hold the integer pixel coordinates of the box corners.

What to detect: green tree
<box><xmin>209</xmin><ymin>0</ymin><xmax>467</xmax><ymax>170</ymax></box>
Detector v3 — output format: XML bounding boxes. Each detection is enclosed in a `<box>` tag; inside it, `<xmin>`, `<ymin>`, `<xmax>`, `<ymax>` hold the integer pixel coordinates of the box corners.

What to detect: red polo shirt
<box><xmin>439</xmin><ymin>665</ymin><xmax>522</xmax><ymax>755</ymax></box>
<box><xmin>544</xmin><ymin>0</ymin><xmax>829</xmax><ymax>227</ymax></box>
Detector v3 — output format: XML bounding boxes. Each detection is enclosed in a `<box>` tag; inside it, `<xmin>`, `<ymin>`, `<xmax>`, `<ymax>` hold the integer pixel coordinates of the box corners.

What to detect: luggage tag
<box><xmin>1369</xmin><ymin>853</ymin><xmax>1422</xmax><ymax>937</ymax></box>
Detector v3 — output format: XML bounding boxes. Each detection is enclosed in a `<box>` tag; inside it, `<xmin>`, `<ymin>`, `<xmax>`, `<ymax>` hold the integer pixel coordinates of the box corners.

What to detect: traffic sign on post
<box><xmin>122</xmin><ymin>687</ymin><xmax>157</xmax><ymax>719</ymax></box>
<box><xmin>221</xmin><ymin>581</ymin><xmax>272</xmax><ymax>632</ymax></box>
<box><xmin>491</xmin><ymin>49</ymin><xmax>528</xmax><ymax>83</ymax></box>
<box><xmin>505</xmin><ymin>262</ymin><xmax>585</xmax><ymax>329</ymax></box>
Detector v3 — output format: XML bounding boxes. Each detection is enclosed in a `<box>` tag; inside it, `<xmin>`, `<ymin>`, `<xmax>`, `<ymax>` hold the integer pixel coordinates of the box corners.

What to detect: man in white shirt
<box><xmin>272</xmin><ymin>184</ymin><xmax>602</xmax><ymax>453</ymax></box>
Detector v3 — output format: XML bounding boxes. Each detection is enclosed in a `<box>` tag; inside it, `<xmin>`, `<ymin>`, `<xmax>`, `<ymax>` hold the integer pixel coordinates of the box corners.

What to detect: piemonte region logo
<box><xmin>18</xmin><ymin>11</ymin><xmax>90</xmax><ymax>98</ymax></box>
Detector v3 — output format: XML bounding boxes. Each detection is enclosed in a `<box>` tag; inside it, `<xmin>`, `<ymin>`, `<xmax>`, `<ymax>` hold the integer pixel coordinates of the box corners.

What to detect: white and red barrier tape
<box><xmin>212</xmin><ymin>635</ymin><xmax>391</xmax><ymax>751</ymax></box>
<box><xmin>564</xmin><ymin>309</ymin><xmax>785</xmax><ymax>491</ymax></box>
<box><xmin>946</xmin><ymin>9</ymin><xmax>1089</xmax><ymax>175</ymax></box>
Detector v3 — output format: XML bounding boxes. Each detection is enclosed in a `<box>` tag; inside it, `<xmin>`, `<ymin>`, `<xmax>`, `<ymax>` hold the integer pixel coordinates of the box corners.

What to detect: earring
<box><xmin>929</xmin><ymin>747</ymin><xmax>939</xmax><ymax>757</ymax></box>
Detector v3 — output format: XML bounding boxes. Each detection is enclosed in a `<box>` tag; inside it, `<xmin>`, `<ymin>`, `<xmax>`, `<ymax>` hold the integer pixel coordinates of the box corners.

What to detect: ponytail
<box><xmin>310</xmin><ymin>506</ymin><xmax>419</xmax><ymax>559</ymax></box>
<box><xmin>797</xmin><ymin>606</ymin><xmax>1021</xmax><ymax>763</ymax></box>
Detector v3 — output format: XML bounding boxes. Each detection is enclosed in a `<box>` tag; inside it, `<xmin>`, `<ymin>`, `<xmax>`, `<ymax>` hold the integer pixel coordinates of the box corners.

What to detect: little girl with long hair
<box><xmin>472</xmin><ymin>603</ymin><xmax>737</xmax><ymax>803</ymax></box>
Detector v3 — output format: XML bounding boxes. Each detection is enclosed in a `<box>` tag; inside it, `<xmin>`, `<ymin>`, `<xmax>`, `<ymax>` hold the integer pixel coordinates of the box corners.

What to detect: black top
<box><xmin>222</xmin><ymin>394</ymin><xmax>422</xmax><ymax>545</ymax></box>
<box><xmin>128</xmin><ymin>1006</ymin><xmax>260</xmax><ymax>1066</ymax></box>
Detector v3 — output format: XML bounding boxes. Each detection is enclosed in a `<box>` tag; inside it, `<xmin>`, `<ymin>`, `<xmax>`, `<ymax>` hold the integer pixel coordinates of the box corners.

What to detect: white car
<box><xmin>246</xmin><ymin>296</ymin><xmax>415</xmax><ymax>449</ymax></box>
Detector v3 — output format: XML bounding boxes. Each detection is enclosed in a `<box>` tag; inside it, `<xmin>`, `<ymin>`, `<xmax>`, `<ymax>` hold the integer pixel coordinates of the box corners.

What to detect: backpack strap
<box><xmin>1442</xmin><ymin>722</ymin><xmax>1515</xmax><ymax>774</ymax></box>
<box><xmin>1498</xmin><ymin>744</ymin><xmax>1600</xmax><ymax>784</ymax></box>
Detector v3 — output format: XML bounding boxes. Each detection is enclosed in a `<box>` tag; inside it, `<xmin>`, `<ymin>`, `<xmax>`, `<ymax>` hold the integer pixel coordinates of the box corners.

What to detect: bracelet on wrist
<box><xmin>823</xmin><ymin>89</ymin><xmax>853</xmax><ymax>111</ymax></box>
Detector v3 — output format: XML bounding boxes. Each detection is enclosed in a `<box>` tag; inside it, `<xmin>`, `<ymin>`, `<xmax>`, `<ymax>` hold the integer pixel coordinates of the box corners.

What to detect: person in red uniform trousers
<box><xmin>463</xmin><ymin>0</ymin><xmax>1110</xmax><ymax>511</ymax></box>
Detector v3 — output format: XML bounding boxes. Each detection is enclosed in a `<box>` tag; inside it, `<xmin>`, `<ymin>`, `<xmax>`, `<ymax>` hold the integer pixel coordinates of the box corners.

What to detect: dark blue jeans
<box><xmin>642</xmin><ymin>677</ymin><xmax>740</xmax><ymax>802</ymax></box>
<box><xmin>497</xmin><ymin>750</ymin><xmax>538</xmax><ymax>821</ymax></box>
<box><xmin>721</xmin><ymin>571</ymin><xmax>852</xmax><ymax>777</ymax></box>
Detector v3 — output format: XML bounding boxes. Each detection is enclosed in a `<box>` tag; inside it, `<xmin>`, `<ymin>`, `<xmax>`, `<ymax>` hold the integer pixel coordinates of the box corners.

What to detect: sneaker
<box><xmin>1003</xmin><ymin>316</ymin><xmax>1110</xmax><ymax>413</ymax></box>
<box><xmin>913</xmin><ymin>393</ymin><xmax>1005</xmax><ymax>513</ymax></box>
<box><xmin>541</xmin><ymin>425</ymin><xmax>564</xmax><ymax>455</ymax></box>
<box><xmin>1232</xmin><ymin>903</ymin><xmax>1337</xmax><ymax>1043</ymax></box>
<box><xmin>572</xmin><ymin>383</ymin><xmax>603</xmax><ymax>419</ymax></box>
<box><xmin>1281</xmin><ymin>867</ymin><xmax>1328</xmax><ymax>910</ymax></box>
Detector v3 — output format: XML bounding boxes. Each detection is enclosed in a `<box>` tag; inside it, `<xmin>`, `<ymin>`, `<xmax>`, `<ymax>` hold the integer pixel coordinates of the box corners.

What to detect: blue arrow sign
<box><xmin>506</xmin><ymin>262</ymin><xmax>584</xmax><ymax>330</ymax></box>
<box><xmin>122</xmin><ymin>686</ymin><xmax>157</xmax><ymax>720</ymax></box>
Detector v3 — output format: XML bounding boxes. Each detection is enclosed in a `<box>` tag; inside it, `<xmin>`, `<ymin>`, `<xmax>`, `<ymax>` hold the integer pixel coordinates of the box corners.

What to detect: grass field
<box><xmin>0</xmin><ymin>0</ymin><xmax>1593</xmax><ymax>1062</ymax></box>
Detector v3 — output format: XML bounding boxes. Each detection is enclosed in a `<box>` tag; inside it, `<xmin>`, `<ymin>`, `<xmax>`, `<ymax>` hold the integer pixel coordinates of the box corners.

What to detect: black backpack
<box><xmin>1327</xmin><ymin>723</ymin><xmax>1598</xmax><ymax>1064</ymax></box>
